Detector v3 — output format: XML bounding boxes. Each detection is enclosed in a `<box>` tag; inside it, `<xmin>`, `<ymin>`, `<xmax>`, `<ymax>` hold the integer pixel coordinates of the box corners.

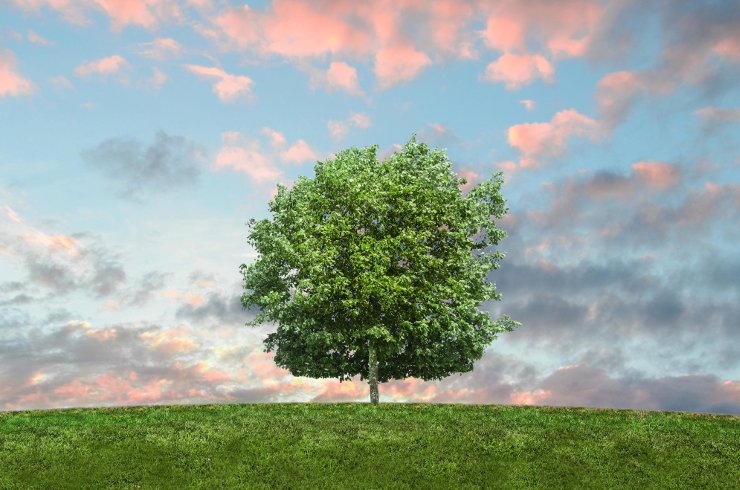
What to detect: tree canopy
<box><xmin>240</xmin><ymin>135</ymin><xmax>520</xmax><ymax>403</ymax></box>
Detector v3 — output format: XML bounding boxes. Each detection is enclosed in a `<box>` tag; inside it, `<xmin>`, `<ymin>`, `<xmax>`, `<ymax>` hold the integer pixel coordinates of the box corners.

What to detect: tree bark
<box><xmin>369</xmin><ymin>340</ymin><xmax>379</xmax><ymax>404</ymax></box>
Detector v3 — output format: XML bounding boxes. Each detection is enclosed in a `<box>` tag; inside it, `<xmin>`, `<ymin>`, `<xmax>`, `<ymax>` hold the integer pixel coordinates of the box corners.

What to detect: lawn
<box><xmin>1</xmin><ymin>402</ymin><xmax>737</xmax><ymax>489</ymax></box>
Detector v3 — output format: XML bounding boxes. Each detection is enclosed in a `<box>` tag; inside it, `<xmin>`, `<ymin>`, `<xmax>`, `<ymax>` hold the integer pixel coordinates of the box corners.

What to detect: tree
<box><xmin>240</xmin><ymin>135</ymin><xmax>520</xmax><ymax>404</ymax></box>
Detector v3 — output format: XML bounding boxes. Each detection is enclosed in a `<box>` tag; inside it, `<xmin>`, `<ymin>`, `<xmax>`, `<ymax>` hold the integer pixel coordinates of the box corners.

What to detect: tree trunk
<box><xmin>368</xmin><ymin>341</ymin><xmax>379</xmax><ymax>404</ymax></box>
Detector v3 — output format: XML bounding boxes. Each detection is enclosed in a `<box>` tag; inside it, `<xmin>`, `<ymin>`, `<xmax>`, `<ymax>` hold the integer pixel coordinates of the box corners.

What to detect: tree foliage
<box><xmin>240</xmin><ymin>136</ymin><xmax>520</xmax><ymax>390</ymax></box>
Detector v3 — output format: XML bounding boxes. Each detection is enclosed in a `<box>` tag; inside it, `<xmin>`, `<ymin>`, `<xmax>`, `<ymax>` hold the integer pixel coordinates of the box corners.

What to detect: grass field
<box><xmin>0</xmin><ymin>402</ymin><xmax>738</xmax><ymax>489</ymax></box>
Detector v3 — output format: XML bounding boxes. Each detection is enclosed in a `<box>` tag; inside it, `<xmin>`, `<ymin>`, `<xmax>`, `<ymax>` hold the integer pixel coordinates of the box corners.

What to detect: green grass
<box><xmin>1</xmin><ymin>403</ymin><xmax>738</xmax><ymax>489</ymax></box>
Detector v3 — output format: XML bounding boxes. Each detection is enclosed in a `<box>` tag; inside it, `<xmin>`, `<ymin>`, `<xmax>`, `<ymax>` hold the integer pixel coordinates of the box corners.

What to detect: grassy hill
<box><xmin>1</xmin><ymin>402</ymin><xmax>737</xmax><ymax>489</ymax></box>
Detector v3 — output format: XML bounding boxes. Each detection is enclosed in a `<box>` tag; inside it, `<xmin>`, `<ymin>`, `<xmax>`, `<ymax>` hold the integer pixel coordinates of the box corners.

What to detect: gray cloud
<box><xmin>175</xmin><ymin>289</ymin><xmax>248</xmax><ymax>326</ymax></box>
<box><xmin>125</xmin><ymin>271</ymin><xmax>171</xmax><ymax>306</ymax></box>
<box><xmin>82</xmin><ymin>131</ymin><xmax>203</xmax><ymax>198</ymax></box>
<box><xmin>20</xmin><ymin>247</ymin><xmax>127</xmax><ymax>299</ymax></box>
<box><xmin>592</xmin><ymin>1</ymin><xmax>740</xmax><ymax>131</ymax></box>
<box><xmin>0</xmin><ymin>318</ymin><xmax>227</xmax><ymax>411</ymax></box>
<box><xmin>310</xmin><ymin>349</ymin><xmax>739</xmax><ymax>414</ymax></box>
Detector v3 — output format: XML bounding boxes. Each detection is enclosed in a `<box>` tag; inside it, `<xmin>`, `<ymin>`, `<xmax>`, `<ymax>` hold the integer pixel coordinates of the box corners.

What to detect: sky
<box><xmin>0</xmin><ymin>0</ymin><xmax>739</xmax><ymax>415</ymax></box>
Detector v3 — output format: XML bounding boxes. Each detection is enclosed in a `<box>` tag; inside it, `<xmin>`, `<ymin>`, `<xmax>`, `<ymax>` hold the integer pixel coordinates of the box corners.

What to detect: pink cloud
<box><xmin>93</xmin><ymin>0</ymin><xmax>183</xmax><ymax>30</ymax></box>
<box><xmin>457</xmin><ymin>169</ymin><xmax>481</xmax><ymax>193</ymax></box>
<box><xmin>312</xmin><ymin>379</ymin><xmax>368</xmax><ymax>402</ymax></box>
<box><xmin>713</xmin><ymin>34</ymin><xmax>740</xmax><ymax>60</ymax></box>
<box><xmin>483</xmin><ymin>53</ymin><xmax>554</xmax><ymax>90</ymax></box>
<box><xmin>510</xmin><ymin>389</ymin><xmax>552</xmax><ymax>405</ymax></box>
<box><xmin>479</xmin><ymin>0</ymin><xmax>604</xmax><ymax>60</ymax></box>
<box><xmin>140</xmin><ymin>325</ymin><xmax>199</xmax><ymax>355</ymax></box>
<box><xmin>138</xmin><ymin>37</ymin><xmax>182</xmax><ymax>59</ymax></box>
<box><xmin>3</xmin><ymin>205</ymin><xmax>24</xmax><ymax>223</ymax></box>
<box><xmin>328</xmin><ymin>120</ymin><xmax>350</xmax><ymax>140</ymax></box>
<box><xmin>74</xmin><ymin>54</ymin><xmax>129</xmax><ymax>76</ymax></box>
<box><xmin>193</xmin><ymin>361</ymin><xmax>232</xmax><ymax>383</ymax></box>
<box><xmin>0</xmin><ymin>50</ymin><xmax>34</xmax><ymax>97</ymax></box>
<box><xmin>327</xmin><ymin>112</ymin><xmax>372</xmax><ymax>141</ymax></box>
<box><xmin>142</xmin><ymin>67</ymin><xmax>167</xmax><ymax>89</ymax></box>
<box><xmin>480</xmin><ymin>17</ymin><xmax>525</xmax><ymax>52</ymax></box>
<box><xmin>27</xmin><ymin>29</ymin><xmax>51</xmax><ymax>46</ymax></box>
<box><xmin>50</xmin><ymin>75</ymin><xmax>73</xmax><ymax>89</ymax></box>
<box><xmin>520</xmin><ymin>99</ymin><xmax>535</xmax><ymax>111</ymax></box>
<box><xmin>280</xmin><ymin>140</ymin><xmax>319</xmax><ymax>165</ymax></box>
<box><xmin>693</xmin><ymin>106</ymin><xmax>740</xmax><ymax>124</ymax></box>
<box><xmin>209</xmin><ymin>1</ymin><xmax>616</xmax><ymax>90</ymax></box>
<box><xmin>213</xmin><ymin>132</ymin><xmax>282</xmax><ymax>183</ymax></box>
<box><xmin>210</xmin><ymin>5</ymin><xmax>260</xmax><ymax>49</ymax></box>
<box><xmin>261</xmin><ymin>0</ymin><xmax>371</xmax><ymax>57</ymax></box>
<box><xmin>212</xmin><ymin>0</ymin><xmax>372</xmax><ymax>58</ymax></box>
<box><xmin>632</xmin><ymin>161</ymin><xmax>681</xmax><ymax>190</ymax></box>
<box><xmin>507</xmin><ymin>109</ymin><xmax>600</xmax><ymax>167</ymax></box>
<box><xmin>10</xmin><ymin>0</ymin><xmax>86</xmax><ymax>24</ymax></box>
<box><xmin>349</xmin><ymin>113</ymin><xmax>371</xmax><ymax>128</ymax></box>
<box><xmin>423</xmin><ymin>0</ymin><xmax>475</xmax><ymax>57</ymax></box>
<box><xmin>595</xmin><ymin>70</ymin><xmax>673</xmax><ymax>130</ymax></box>
<box><xmin>375</xmin><ymin>43</ymin><xmax>431</xmax><ymax>89</ymax></box>
<box><xmin>243</xmin><ymin>350</ymin><xmax>291</xmax><ymax>383</ymax></box>
<box><xmin>22</xmin><ymin>232</ymin><xmax>81</xmax><ymax>257</ymax></box>
<box><xmin>165</xmin><ymin>288</ymin><xmax>205</xmax><ymax>306</ymax></box>
<box><xmin>183</xmin><ymin>64</ymin><xmax>253</xmax><ymax>103</ymax></box>
<box><xmin>260</xmin><ymin>127</ymin><xmax>286</xmax><ymax>147</ymax></box>
<box><xmin>325</xmin><ymin>61</ymin><xmax>363</xmax><ymax>96</ymax></box>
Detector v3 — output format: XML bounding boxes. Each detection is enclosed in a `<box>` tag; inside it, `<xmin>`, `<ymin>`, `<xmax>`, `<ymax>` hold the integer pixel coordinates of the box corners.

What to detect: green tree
<box><xmin>240</xmin><ymin>136</ymin><xmax>520</xmax><ymax>404</ymax></box>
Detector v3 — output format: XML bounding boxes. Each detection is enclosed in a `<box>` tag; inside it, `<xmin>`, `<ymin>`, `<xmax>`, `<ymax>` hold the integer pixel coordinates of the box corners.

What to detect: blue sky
<box><xmin>1</xmin><ymin>0</ymin><xmax>738</xmax><ymax>413</ymax></box>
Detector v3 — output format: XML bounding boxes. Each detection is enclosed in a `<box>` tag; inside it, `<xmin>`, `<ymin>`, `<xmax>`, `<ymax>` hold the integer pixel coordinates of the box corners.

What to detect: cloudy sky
<box><xmin>1</xmin><ymin>0</ymin><xmax>739</xmax><ymax>415</ymax></box>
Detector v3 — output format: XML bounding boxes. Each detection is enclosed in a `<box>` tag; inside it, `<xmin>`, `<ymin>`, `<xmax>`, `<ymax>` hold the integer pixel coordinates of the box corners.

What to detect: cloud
<box><xmin>280</xmin><ymin>140</ymin><xmax>319</xmax><ymax>165</ymax></box>
<box><xmin>140</xmin><ymin>325</ymin><xmax>199</xmax><ymax>354</ymax></box>
<box><xmin>137</xmin><ymin>37</ymin><xmax>182</xmax><ymax>59</ymax></box>
<box><xmin>203</xmin><ymin>0</ymin><xmax>607</xmax><ymax>90</ymax></box>
<box><xmin>589</xmin><ymin>2</ymin><xmax>740</xmax><ymax>132</ymax></box>
<box><xmin>378</xmin><ymin>143</ymin><xmax>403</xmax><ymax>161</ymax></box>
<box><xmin>0</xmin><ymin>319</ymin><xmax>236</xmax><ymax>411</ymax></box>
<box><xmin>213</xmin><ymin>132</ymin><xmax>281</xmax><ymax>183</ymax></box>
<box><xmin>457</xmin><ymin>169</ymin><xmax>480</xmax><ymax>193</ymax></box>
<box><xmin>74</xmin><ymin>54</ymin><xmax>130</xmax><ymax>76</ymax></box>
<box><xmin>0</xmin><ymin>49</ymin><xmax>34</xmax><ymax>97</ymax></box>
<box><xmin>260</xmin><ymin>127</ymin><xmax>286</xmax><ymax>148</ymax></box>
<box><xmin>50</xmin><ymin>75</ymin><xmax>73</xmax><ymax>89</ymax></box>
<box><xmin>93</xmin><ymin>0</ymin><xmax>183</xmax><ymax>30</ymax></box>
<box><xmin>417</xmin><ymin>122</ymin><xmax>464</xmax><ymax>148</ymax></box>
<box><xmin>0</xmin><ymin>209</ymin><xmax>129</xmax><ymax>299</ymax></box>
<box><xmin>327</xmin><ymin>113</ymin><xmax>372</xmax><ymax>141</ymax></box>
<box><xmin>10</xmin><ymin>0</ymin><xmax>183</xmax><ymax>29</ymax></box>
<box><xmin>482</xmin><ymin>53</ymin><xmax>554</xmax><ymax>89</ymax></box>
<box><xmin>713</xmin><ymin>33</ymin><xmax>740</xmax><ymax>61</ymax></box>
<box><xmin>507</xmin><ymin>109</ymin><xmax>600</xmax><ymax>167</ymax></box>
<box><xmin>175</xmin><ymin>289</ymin><xmax>246</xmax><ymax>326</ymax></box>
<box><xmin>183</xmin><ymin>64</ymin><xmax>253</xmax><ymax>103</ymax></box>
<box><xmin>374</xmin><ymin>42</ymin><xmax>431</xmax><ymax>89</ymax></box>
<box><xmin>536</xmin><ymin>364</ymin><xmax>739</xmax><ymax>414</ymax></box>
<box><xmin>103</xmin><ymin>271</ymin><xmax>171</xmax><ymax>311</ymax></box>
<box><xmin>310</xmin><ymin>61</ymin><xmax>364</xmax><ymax>96</ymax></box>
<box><xmin>478</xmin><ymin>0</ymin><xmax>605</xmax><ymax>60</ymax></box>
<box><xmin>82</xmin><ymin>131</ymin><xmax>203</xmax><ymax>198</ymax></box>
<box><xmin>479</xmin><ymin>16</ymin><xmax>525</xmax><ymax>52</ymax></box>
<box><xmin>9</xmin><ymin>0</ymin><xmax>87</xmax><ymax>24</ymax></box>
<box><xmin>594</xmin><ymin>70</ymin><xmax>671</xmax><ymax>131</ymax></box>
<box><xmin>307</xmin><ymin>347</ymin><xmax>739</xmax><ymax>414</ymax></box>
<box><xmin>694</xmin><ymin>106</ymin><xmax>740</xmax><ymax>131</ymax></box>
<box><xmin>520</xmin><ymin>99</ymin><xmax>535</xmax><ymax>111</ymax></box>
<box><xmin>631</xmin><ymin>161</ymin><xmax>681</xmax><ymax>190</ymax></box>
<box><xmin>149</xmin><ymin>67</ymin><xmax>167</xmax><ymax>89</ymax></box>
<box><xmin>213</xmin><ymin>0</ymin><xmax>371</xmax><ymax>57</ymax></box>
<box><xmin>27</xmin><ymin>30</ymin><xmax>51</xmax><ymax>46</ymax></box>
